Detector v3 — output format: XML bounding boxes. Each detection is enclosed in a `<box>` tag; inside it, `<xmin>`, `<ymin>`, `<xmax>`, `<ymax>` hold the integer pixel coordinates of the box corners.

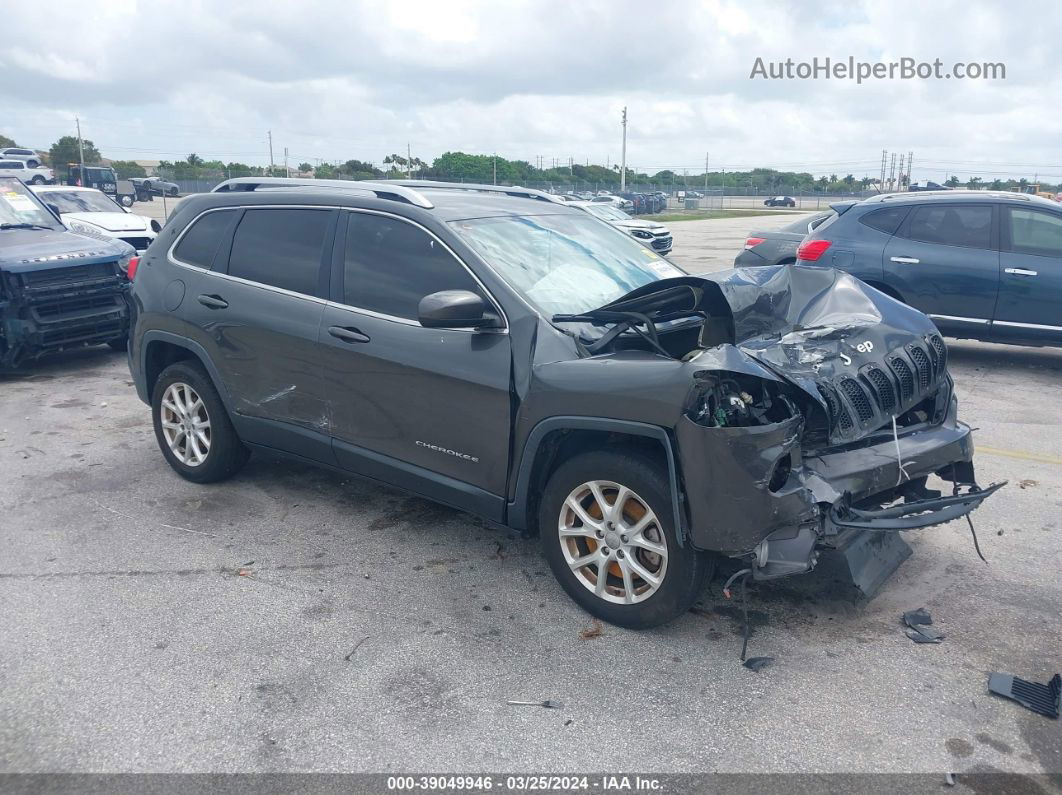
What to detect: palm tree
<box><xmin>967</xmin><ymin>176</ymin><xmax>983</xmax><ymax>190</ymax></box>
<box><xmin>944</xmin><ymin>175</ymin><xmax>961</xmax><ymax>188</ymax></box>
<box><xmin>186</xmin><ymin>153</ymin><xmax>203</xmax><ymax>167</ymax></box>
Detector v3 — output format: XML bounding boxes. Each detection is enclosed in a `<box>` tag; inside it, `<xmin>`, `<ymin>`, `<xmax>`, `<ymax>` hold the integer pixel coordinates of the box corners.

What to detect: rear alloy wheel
<box><xmin>152</xmin><ymin>361</ymin><xmax>249</xmax><ymax>483</ymax></box>
<box><xmin>540</xmin><ymin>450</ymin><xmax>713</xmax><ymax>628</ymax></box>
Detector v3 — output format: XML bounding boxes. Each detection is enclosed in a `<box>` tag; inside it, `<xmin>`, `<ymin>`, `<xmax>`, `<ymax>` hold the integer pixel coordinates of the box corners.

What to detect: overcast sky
<box><xmin>3</xmin><ymin>0</ymin><xmax>1060</xmax><ymax>182</ymax></box>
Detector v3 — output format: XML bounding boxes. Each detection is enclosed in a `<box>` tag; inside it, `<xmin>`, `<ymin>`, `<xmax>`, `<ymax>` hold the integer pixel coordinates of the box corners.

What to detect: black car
<box><xmin>127</xmin><ymin>177</ymin><xmax>998</xmax><ymax>629</ymax></box>
<box><xmin>797</xmin><ymin>191</ymin><xmax>1062</xmax><ymax>346</ymax></box>
<box><xmin>0</xmin><ymin>177</ymin><xmax>134</xmax><ymax>368</ymax></box>
<box><xmin>735</xmin><ymin>204</ymin><xmax>854</xmax><ymax>267</ymax></box>
<box><xmin>764</xmin><ymin>195</ymin><xmax>796</xmax><ymax>207</ymax></box>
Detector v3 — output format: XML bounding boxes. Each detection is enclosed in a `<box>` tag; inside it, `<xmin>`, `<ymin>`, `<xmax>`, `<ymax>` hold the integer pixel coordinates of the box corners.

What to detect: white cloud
<box><xmin>1</xmin><ymin>0</ymin><xmax>1059</xmax><ymax>181</ymax></box>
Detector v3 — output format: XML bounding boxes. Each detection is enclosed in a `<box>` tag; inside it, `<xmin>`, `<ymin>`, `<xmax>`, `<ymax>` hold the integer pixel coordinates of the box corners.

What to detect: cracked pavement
<box><xmin>1</xmin><ymin>215</ymin><xmax>1060</xmax><ymax>777</ymax></box>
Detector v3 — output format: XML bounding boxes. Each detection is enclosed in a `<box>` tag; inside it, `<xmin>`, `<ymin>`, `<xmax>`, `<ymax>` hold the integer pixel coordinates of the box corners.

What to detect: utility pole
<box><xmin>268</xmin><ymin>131</ymin><xmax>274</xmax><ymax>176</ymax></box>
<box><xmin>284</xmin><ymin>146</ymin><xmax>289</xmax><ymax>178</ymax></box>
<box><xmin>620</xmin><ymin>106</ymin><xmax>628</xmax><ymax>192</ymax></box>
<box><xmin>888</xmin><ymin>153</ymin><xmax>897</xmax><ymax>191</ymax></box>
<box><xmin>569</xmin><ymin>156</ymin><xmax>573</xmax><ymax>176</ymax></box>
<box><xmin>880</xmin><ymin>149</ymin><xmax>887</xmax><ymax>192</ymax></box>
<box><xmin>75</xmin><ymin>116</ymin><xmax>85</xmax><ymax>183</ymax></box>
<box><xmin>897</xmin><ymin>154</ymin><xmax>905</xmax><ymax>194</ymax></box>
<box><xmin>493</xmin><ymin>152</ymin><xmax>497</xmax><ymax>185</ymax></box>
<box><xmin>704</xmin><ymin>152</ymin><xmax>709</xmax><ymax>192</ymax></box>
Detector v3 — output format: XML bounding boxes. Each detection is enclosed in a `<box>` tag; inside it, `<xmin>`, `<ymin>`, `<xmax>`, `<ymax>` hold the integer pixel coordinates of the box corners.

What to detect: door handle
<box><xmin>1004</xmin><ymin>267</ymin><xmax>1038</xmax><ymax>277</ymax></box>
<box><xmin>197</xmin><ymin>294</ymin><xmax>228</xmax><ymax>309</ymax></box>
<box><xmin>328</xmin><ymin>325</ymin><xmax>370</xmax><ymax>344</ymax></box>
<box><xmin>890</xmin><ymin>256</ymin><xmax>920</xmax><ymax>264</ymax></box>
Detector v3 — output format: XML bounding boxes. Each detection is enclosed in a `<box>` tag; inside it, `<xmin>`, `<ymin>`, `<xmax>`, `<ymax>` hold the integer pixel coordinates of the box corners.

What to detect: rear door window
<box><xmin>903</xmin><ymin>204</ymin><xmax>992</xmax><ymax>249</ymax></box>
<box><xmin>173</xmin><ymin>209</ymin><xmax>237</xmax><ymax>269</ymax></box>
<box><xmin>1005</xmin><ymin>208</ymin><xmax>1062</xmax><ymax>258</ymax></box>
<box><xmin>227</xmin><ymin>208</ymin><xmax>331</xmax><ymax>296</ymax></box>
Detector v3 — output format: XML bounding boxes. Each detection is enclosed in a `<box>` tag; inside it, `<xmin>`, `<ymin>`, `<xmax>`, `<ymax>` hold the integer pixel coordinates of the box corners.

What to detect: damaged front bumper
<box><xmin>677</xmin><ymin>396</ymin><xmax>1003</xmax><ymax>594</ymax></box>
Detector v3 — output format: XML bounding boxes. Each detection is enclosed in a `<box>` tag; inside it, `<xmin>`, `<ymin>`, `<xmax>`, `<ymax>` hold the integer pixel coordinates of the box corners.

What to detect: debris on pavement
<box><xmin>507</xmin><ymin>699</ymin><xmax>563</xmax><ymax>709</ymax></box>
<box><xmin>344</xmin><ymin>636</ymin><xmax>370</xmax><ymax>662</ymax></box>
<box><xmin>1018</xmin><ymin>479</ymin><xmax>1038</xmax><ymax>489</ymax></box>
<box><xmin>579</xmin><ymin>619</ymin><xmax>604</xmax><ymax>640</ymax></box>
<box><xmin>743</xmin><ymin>656</ymin><xmax>775</xmax><ymax>672</ymax></box>
<box><xmin>902</xmin><ymin>608</ymin><xmax>945</xmax><ymax>644</ymax></box>
<box><xmin>945</xmin><ymin>773</ymin><xmax>956</xmax><ymax>787</ymax></box>
<box><xmin>987</xmin><ymin>672</ymin><xmax>1060</xmax><ymax>719</ymax></box>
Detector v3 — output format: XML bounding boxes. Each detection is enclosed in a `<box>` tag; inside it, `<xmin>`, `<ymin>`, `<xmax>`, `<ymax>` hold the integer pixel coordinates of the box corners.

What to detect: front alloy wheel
<box><xmin>559</xmin><ymin>480</ymin><xmax>668</xmax><ymax>604</ymax></box>
<box><xmin>160</xmin><ymin>382</ymin><xmax>211</xmax><ymax>466</ymax></box>
<box><xmin>539</xmin><ymin>450</ymin><xmax>713</xmax><ymax>629</ymax></box>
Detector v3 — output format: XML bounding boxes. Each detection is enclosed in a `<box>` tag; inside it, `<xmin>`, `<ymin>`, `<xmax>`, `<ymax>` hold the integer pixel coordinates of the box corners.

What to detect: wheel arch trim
<box><xmin>507</xmin><ymin>416</ymin><xmax>686</xmax><ymax>544</ymax></box>
<box><xmin>138</xmin><ymin>331</ymin><xmax>233</xmax><ymax>413</ymax></box>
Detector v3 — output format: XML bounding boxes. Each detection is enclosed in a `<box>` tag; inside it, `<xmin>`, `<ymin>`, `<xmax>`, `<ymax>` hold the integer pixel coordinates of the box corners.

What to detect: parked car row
<box><xmin>736</xmin><ymin>190</ymin><xmax>1062</xmax><ymax>347</ymax></box>
<box><xmin>553</xmin><ymin>190</ymin><xmax>669</xmax><ymax>215</ymax></box>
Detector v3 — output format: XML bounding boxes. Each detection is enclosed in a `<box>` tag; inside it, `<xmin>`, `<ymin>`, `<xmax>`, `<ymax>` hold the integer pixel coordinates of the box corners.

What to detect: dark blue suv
<box><xmin>797</xmin><ymin>191</ymin><xmax>1062</xmax><ymax>346</ymax></box>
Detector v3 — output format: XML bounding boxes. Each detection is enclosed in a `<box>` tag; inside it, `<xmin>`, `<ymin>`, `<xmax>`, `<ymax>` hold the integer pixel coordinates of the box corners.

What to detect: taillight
<box><xmin>744</xmin><ymin>237</ymin><xmax>766</xmax><ymax>249</ymax></box>
<box><xmin>126</xmin><ymin>256</ymin><xmax>140</xmax><ymax>281</ymax></box>
<box><xmin>797</xmin><ymin>239</ymin><xmax>832</xmax><ymax>262</ymax></box>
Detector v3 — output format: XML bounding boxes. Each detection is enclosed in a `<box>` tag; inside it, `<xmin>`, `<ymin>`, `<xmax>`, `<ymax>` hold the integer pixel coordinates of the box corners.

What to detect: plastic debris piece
<box><xmin>507</xmin><ymin>699</ymin><xmax>563</xmax><ymax>709</ymax></box>
<box><xmin>902</xmin><ymin>608</ymin><xmax>944</xmax><ymax>643</ymax></box>
<box><xmin>743</xmin><ymin>656</ymin><xmax>775</xmax><ymax>672</ymax></box>
<box><xmin>988</xmin><ymin>673</ymin><xmax>1060</xmax><ymax>719</ymax></box>
<box><xmin>579</xmin><ymin>619</ymin><xmax>603</xmax><ymax>640</ymax></box>
<box><xmin>945</xmin><ymin>773</ymin><xmax>955</xmax><ymax>787</ymax></box>
<box><xmin>903</xmin><ymin>608</ymin><xmax>932</xmax><ymax>627</ymax></box>
<box><xmin>905</xmin><ymin>627</ymin><xmax>943</xmax><ymax>644</ymax></box>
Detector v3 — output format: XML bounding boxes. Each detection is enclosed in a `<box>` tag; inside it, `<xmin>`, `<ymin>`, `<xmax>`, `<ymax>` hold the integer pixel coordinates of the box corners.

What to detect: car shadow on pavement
<box><xmin>946</xmin><ymin>339</ymin><xmax>1062</xmax><ymax>373</ymax></box>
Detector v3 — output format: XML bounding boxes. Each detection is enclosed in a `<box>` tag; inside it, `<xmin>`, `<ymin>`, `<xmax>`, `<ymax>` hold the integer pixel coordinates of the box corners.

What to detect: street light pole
<box><xmin>75</xmin><ymin>116</ymin><xmax>85</xmax><ymax>184</ymax></box>
<box><xmin>620</xmin><ymin>107</ymin><xmax>628</xmax><ymax>192</ymax></box>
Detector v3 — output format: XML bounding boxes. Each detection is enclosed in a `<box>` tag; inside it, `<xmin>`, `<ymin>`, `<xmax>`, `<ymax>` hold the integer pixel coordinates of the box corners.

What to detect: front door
<box><xmin>883</xmin><ymin>202</ymin><xmax>999</xmax><ymax>330</ymax></box>
<box><xmin>319</xmin><ymin>210</ymin><xmax>512</xmax><ymax>518</ymax></box>
<box><xmin>994</xmin><ymin>205</ymin><xmax>1062</xmax><ymax>343</ymax></box>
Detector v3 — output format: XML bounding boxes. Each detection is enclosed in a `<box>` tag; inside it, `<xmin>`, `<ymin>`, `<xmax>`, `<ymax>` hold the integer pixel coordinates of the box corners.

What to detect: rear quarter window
<box><xmin>172</xmin><ymin>209</ymin><xmax>236</xmax><ymax>269</ymax></box>
<box><xmin>859</xmin><ymin>206</ymin><xmax>909</xmax><ymax>235</ymax></box>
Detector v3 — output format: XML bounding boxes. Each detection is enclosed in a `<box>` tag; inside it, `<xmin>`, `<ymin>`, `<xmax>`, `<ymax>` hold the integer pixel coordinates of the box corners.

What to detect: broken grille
<box><xmin>889</xmin><ymin>357</ymin><xmax>915</xmax><ymax>402</ymax></box>
<box><xmin>863</xmin><ymin>366</ymin><xmax>896</xmax><ymax>413</ymax></box>
<box><xmin>929</xmin><ymin>334</ymin><xmax>947</xmax><ymax>373</ymax></box>
<box><xmin>840</xmin><ymin>378</ymin><xmax>874</xmax><ymax>423</ymax></box>
<box><xmin>908</xmin><ymin>344</ymin><xmax>932</xmax><ymax>392</ymax></box>
<box><xmin>818</xmin><ymin>383</ymin><xmax>853</xmax><ymax>432</ymax></box>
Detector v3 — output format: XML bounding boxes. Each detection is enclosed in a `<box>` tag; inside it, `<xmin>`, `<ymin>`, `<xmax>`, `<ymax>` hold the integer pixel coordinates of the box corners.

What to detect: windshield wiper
<box><xmin>0</xmin><ymin>223</ymin><xmax>54</xmax><ymax>231</ymax></box>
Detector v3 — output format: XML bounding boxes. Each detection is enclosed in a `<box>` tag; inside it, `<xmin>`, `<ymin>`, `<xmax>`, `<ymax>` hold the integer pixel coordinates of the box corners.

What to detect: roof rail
<box><xmin>874</xmin><ymin>189</ymin><xmax>1032</xmax><ymax>203</ymax></box>
<box><xmin>377</xmin><ymin>179</ymin><xmax>563</xmax><ymax>204</ymax></box>
<box><xmin>211</xmin><ymin>177</ymin><xmax>434</xmax><ymax>208</ymax></box>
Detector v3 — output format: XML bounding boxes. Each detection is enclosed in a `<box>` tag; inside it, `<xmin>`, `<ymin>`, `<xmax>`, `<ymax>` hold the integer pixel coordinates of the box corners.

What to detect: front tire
<box><xmin>539</xmin><ymin>450</ymin><xmax>714</xmax><ymax>629</ymax></box>
<box><xmin>30</xmin><ymin>175</ymin><xmax>45</xmax><ymax>185</ymax></box>
<box><xmin>151</xmin><ymin>361</ymin><xmax>249</xmax><ymax>483</ymax></box>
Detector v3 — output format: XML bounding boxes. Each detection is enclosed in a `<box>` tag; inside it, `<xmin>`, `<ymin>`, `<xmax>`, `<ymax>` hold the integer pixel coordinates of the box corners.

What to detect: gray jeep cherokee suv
<box><xmin>127</xmin><ymin>178</ymin><xmax>1000</xmax><ymax>628</ymax></box>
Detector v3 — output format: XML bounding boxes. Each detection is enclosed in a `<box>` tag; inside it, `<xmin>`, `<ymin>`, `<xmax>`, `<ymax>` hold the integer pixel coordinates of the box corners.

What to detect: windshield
<box><xmin>38</xmin><ymin>189</ymin><xmax>122</xmax><ymax>214</ymax></box>
<box><xmin>584</xmin><ymin>203</ymin><xmax>631</xmax><ymax>222</ymax></box>
<box><xmin>0</xmin><ymin>177</ymin><xmax>59</xmax><ymax>229</ymax></box>
<box><xmin>449</xmin><ymin>214</ymin><xmax>685</xmax><ymax>316</ymax></box>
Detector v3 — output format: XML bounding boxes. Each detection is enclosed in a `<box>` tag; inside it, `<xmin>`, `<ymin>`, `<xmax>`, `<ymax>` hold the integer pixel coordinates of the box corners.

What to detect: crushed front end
<box><xmin>565</xmin><ymin>264</ymin><xmax>1003</xmax><ymax>596</ymax></box>
<box><xmin>1</xmin><ymin>176</ymin><xmax>133</xmax><ymax>369</ymax></box>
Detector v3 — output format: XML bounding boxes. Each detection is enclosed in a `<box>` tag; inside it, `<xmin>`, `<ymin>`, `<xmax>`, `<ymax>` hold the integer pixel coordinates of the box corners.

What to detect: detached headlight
<box><xmin>67</xmin><ymin>221</ymin><xmax>111</xmax><ymax>242</ymax></box>
<box><xmin>630</xmin><ymin>229</ymin><xmax>654</xmax><ymax>240</ymax></box>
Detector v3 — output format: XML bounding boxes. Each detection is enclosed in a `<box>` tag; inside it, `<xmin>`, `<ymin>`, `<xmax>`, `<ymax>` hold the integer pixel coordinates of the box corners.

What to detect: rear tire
<box><xmin>151</xmin><ymin>361</ymin><xmax>249</xmax><ymax>483</ymax></box>
<box><xmin>539</xmin><ymin>449</ymin><xmax>714</xmax><ymax>629</ymax></box>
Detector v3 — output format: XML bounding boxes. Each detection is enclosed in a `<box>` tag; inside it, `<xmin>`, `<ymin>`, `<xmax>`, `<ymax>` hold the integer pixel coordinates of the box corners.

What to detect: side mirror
<box><xmin>418</xmin><ymin>290</ymin><xmax>501</xmax><ymax>330</ymax></box>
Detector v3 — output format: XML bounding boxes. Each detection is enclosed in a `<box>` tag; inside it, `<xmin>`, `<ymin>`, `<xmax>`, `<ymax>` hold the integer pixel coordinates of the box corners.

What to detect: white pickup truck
<box><xmin>0</xmin><ymin>159</ymin><xmax>54</xmax><ymax>184</ymax></box>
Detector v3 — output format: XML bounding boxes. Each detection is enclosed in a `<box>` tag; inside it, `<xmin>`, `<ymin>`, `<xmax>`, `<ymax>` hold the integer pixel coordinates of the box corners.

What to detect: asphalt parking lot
<box><xmin>2</xmin><ymin>213</ymin><xmax>1060</xmax><ymax>778</ymax></box>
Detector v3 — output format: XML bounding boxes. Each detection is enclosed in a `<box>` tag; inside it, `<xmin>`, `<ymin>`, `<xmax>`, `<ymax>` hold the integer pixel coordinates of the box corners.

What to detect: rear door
<box><xmin>882</xmin><ymin>202</ymin><xmax>998</xmax><ymax>326</ymax></box>
<box><xmin>319</xmin><ymin>210</ymin><xmax>512</xmax><ymax>517</ymax></box>
<box><xmin>176</xmin><ymin>206</ymin><xmax>337</xmax><ymax>461</ymax></box>
<box><xmin>994</xmin><ymin>204</ymin><xmax>1062</xmax><ymax>343</ymax></box>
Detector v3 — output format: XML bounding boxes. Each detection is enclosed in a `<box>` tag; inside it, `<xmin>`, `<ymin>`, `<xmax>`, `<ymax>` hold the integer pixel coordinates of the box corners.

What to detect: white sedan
<box><xmin>32</xmin><ymin>185</ymin><xmax>160</xmax><ymax>253</ymax></box>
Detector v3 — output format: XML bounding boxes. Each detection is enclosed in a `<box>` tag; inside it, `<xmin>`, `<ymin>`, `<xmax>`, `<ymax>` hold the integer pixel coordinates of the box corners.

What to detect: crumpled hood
<box><xmin>61</xmin><ymin>211</ymin><xmax>150</xmax><ymax>233</ymax></box>
<box><xmin>593</xmin><ymin>265</ymin><xmax>945</xmax><ymax>438</ymax></box>
<box><xmin>0</xmin><ymin>227</ymin><xmax>129</xmax><ymax>273</ymax></box>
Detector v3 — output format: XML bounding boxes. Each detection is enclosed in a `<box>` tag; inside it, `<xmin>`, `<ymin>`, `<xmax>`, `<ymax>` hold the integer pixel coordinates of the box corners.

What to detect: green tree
<box><xmin>967</xmin><ymin>176</ymin><xmax>983</xmax><ymax>189</ymax></box>
<box><xmin>186</xmin><ymin>153</ymin><xmax>203</xmax><ymax>167</ymax></box>
<box><xmin>989</xmin><ymin>178</ymin><xmax>1003</xmax><ymax>190</ymax></box>
<box><xmin>944</xmin><ymin>175</ymin><xmax>961</xmax><ymax>188</ymax></box>
<box><xmin>298</xmin><ymin>162</ymin><xmax>313</xmax><ymax>173</ymax></box>
<box><xmin>0</xmin><ymin>133</ymin><xmax>16</xmax><ymax>148</ymax></box>
<box><xmin>843</xmin><ymin>174</ymin><xmax>855</xmax><ymax>188</ymax></box>
<box><xmin>110</xmin><ymin>160</ymin><xmax>147</xmax><ymax>178</ymax></box>
<box><xmin>49</xmin><ymin>135</ymin><xmax>101</xmax><ymax>167</ymax></box>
